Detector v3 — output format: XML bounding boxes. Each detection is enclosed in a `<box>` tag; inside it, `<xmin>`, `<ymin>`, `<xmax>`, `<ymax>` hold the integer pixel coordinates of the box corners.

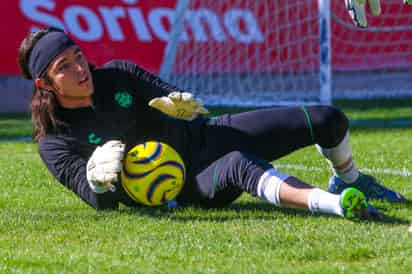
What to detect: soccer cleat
<box><xmin>340</xmin><ymin>187</ymin><xmax>375</xmax><ymax>219</ymax></box>
<box><xmin>329</xmin><ymin>173</ymin><xmax>405</xmax><ymax>202</ymax></box>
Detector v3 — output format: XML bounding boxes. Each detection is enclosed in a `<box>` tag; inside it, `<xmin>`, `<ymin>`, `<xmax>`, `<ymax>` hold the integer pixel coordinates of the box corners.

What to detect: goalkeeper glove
<box><xmin>345</xmin><ymin>0</ymin><xmax>381</xmax><ymax>28</ymax></box>
<box><xmin>86</xmin><ymin>140</ymin><xmax>125</xmax><ymax>193</ymax></box>
<box><xmin>148</xmin><ymin>91</ymin><xmax>209</xmax><ymax>121</ymax></box>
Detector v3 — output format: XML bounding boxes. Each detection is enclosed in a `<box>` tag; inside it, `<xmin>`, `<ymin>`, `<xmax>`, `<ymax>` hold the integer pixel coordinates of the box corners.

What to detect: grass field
<box><xmin>1</xmin><ymin>99</ymin><xmax>412</xmax><ymax>273</ymax></box>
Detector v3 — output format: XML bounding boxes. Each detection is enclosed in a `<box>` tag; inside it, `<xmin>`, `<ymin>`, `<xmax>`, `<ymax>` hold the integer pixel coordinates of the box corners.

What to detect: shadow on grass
<box><xmin>335</xmin><ymin>97</ymin><xmax>412</xmax><ymax>110</ymax></box>
<box><xmin>119</xmin><ymin>200</ymin><xmax>410</xmax><ymax>226</ymax></box>
<box><xmin>350</xmin><ymin>120</ymin><xmax>412</xmax><ymax>129</ymax></box>
<box><xmin>387</xmin><ymin>198</ymin><xmax>412</xmax><ymax>211</ymax></box>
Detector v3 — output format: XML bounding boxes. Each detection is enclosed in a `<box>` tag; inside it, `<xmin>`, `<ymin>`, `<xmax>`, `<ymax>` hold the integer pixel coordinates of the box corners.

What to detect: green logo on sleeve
<box><xmin>88</xmin><ymin>133</ymin><xmax>102</xmax><ymax>145</ymax></box>
<box><xmin>114</xmin><ymin>91</ymin><xmax>133</xmax><ymax>108</ymax></box>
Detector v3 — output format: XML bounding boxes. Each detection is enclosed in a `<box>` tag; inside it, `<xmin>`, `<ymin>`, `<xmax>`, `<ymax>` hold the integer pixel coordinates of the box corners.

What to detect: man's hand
<box><xmin>86</xmin><ymin>140</ymin><xmax>125</xmax><ymax>193</ymax></box>
<box><xmin>345</xmin><ymin>0</ymin><xmax>381</xmax><ymax>28</ymax></box>
<box><xmin>148</xmin><ymin>92</ymin><xmax>209</xmax><ymax>121</ymax></box>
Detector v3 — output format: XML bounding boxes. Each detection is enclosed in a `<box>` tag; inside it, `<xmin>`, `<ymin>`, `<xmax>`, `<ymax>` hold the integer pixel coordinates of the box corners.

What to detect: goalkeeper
<box><xmin>18</xmin><ymin>27</ymin><xmax>404</xmax><ymax>219</ymax></box>
<box><xmin>345</xmin><ymin>0</ymin><xmax>411</xmax><ymax>28</ymax></box>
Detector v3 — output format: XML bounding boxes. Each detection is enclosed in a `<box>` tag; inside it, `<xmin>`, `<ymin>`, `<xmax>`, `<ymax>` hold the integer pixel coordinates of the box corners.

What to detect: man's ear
<box><xmin>34</xmin><ymin>78</ymin><xmax>53</xmax><ymax>91</ymax></box>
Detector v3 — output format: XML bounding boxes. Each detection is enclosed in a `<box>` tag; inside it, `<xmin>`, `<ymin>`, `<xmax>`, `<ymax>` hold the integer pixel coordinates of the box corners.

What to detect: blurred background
<box><xmin>1</xmin><ymin>0</ymin><xmax>411</xmax><ymax>112</ymax></box>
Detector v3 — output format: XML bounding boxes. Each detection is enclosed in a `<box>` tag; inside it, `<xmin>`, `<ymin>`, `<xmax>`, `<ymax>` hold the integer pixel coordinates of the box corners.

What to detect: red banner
<box><xmin>1</xmin><ymin>0</ymin><xmax>412</xmax><ymax>75</ymax></box>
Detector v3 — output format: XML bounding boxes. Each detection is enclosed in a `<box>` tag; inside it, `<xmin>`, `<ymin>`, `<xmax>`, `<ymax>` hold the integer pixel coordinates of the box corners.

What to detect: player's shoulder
<box><xmin>98</xmin><ymin>59</ymin><xmax>145</xmax><ymax>73</ymax></box>
<box><xmin>93</xmin><ymin>60</ymin><xmax>151</xmax><ymax>86</ymax></box>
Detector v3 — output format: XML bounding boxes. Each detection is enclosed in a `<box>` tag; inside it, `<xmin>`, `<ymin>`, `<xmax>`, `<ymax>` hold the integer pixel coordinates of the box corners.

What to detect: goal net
<box><xmin>160</xmin><ymin>0</ymin><xmax>412</xmax><ymax>106</ymax></box>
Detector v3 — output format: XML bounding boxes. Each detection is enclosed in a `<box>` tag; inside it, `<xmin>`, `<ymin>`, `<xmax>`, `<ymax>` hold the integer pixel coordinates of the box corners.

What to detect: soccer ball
<box><xmin>120</xmin><ymin>141</ymin><xmax>185</xmax><ymax>206</ymax></box>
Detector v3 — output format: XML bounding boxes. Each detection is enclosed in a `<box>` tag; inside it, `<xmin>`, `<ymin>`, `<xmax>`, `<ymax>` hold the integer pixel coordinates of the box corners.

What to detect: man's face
<box><xmin>45</xmin><ymin>45</ymin><xmax>94</xmax><ymax>107</ymax></box>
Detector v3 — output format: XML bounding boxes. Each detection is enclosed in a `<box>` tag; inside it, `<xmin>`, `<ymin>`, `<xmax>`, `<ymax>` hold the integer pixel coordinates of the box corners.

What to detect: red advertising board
<box><xmin>1</xmin><ymin>0</ymin><xmax>411</xmax><ymax>75</ymax></box>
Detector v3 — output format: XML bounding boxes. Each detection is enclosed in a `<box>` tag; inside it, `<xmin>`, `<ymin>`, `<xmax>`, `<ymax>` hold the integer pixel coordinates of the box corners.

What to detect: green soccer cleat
<box><xmin>340</xmin><ymin>187</ymin><xmax>377</xmax><ymax>220</ymax></box>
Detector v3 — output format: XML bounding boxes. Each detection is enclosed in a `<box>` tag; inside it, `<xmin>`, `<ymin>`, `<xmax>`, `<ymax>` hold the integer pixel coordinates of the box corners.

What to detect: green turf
<box><xmin>1</xmin><ymin>100</ymin><xmax>412</xmax><ymax>273</ymax></box>
<box><xmin>0</xmin><ymin>112</ymin><xmax>31</xmax><ymax>139</ymax></box>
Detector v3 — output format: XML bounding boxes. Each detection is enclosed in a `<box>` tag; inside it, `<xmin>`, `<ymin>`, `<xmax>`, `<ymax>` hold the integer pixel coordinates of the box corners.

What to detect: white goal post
<box><xmin>160</xmin><ymin>0</ymin><xmax>412</xmax><ymax>106</ymax></box>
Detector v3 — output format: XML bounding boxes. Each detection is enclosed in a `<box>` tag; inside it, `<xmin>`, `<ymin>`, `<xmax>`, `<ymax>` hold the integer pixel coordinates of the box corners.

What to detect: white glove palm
<box><xmin>345</xmin><ymin>0</ymin><xmax>381</xmax><ymax>28</ymax></box>
<box><xmin>148</xmin><ymin>92</ymin><xmax>209</xmax><ymax>121</ymax></box>
<box><xmin>86</xmin><ymin>140</ymin><xmax>125</xmax><ymax>193</ymax></box>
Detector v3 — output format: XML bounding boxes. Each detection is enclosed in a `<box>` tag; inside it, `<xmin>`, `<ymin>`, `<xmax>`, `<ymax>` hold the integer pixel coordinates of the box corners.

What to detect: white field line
<box><xmin>1</xmin><ymin>138</ymin><xmax>411</xmax><ymax>177</ymax></box>
<box><xmin>273</xmin><ymin>163</ymin><xmax>412</xmax><ymax>177</ymax></box>
<box><xmin>0</xmin><ymin>153</ymin><xmax>410</xmax><ymax>177</ymax></box>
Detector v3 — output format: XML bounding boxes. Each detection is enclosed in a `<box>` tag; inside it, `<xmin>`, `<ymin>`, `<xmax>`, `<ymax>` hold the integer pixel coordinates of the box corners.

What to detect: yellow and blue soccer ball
<box><xmin>120</xmin><ymin>141</ymin><xmax>185</xmax><ymax>206</ymax></box>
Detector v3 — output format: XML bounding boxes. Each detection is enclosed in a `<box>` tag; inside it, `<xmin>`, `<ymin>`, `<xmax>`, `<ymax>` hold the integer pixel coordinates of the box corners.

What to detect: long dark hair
<box><xmin>18</xmin><ymin>27</ymin><xmax>66</xmax><ymax>142</ymax></box>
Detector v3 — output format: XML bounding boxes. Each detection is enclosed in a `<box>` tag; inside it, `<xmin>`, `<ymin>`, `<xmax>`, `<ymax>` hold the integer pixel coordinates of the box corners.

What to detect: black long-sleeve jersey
<box><xmin>38</xmin><ymin>60</ymin><xmax>340</xmax><ymax>211</ymax></box>
<box><xmin>38</xmin><ymin>60</ymin><xmax>206</xmax><ymax>210</ymax></box>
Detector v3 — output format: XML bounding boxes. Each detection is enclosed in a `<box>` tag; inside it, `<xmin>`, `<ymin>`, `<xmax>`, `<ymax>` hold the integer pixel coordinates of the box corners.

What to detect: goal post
<box><xmin>159</xmin><ymin>0</ymin><xmax>191</xmax><ymax>81</ymax></box>
<box><xmin>318</xmin><ymin>0</ymin><xmax>332</xmax><ymax>105</ymax></box>
<box><xmin>160</xmin><ymin>0</ymin><xmax>412</xmax><ymax>107</ymax></box>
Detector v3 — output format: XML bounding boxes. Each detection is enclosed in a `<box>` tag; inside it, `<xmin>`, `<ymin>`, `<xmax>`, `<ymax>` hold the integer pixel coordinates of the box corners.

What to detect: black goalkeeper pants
<box><xmin>176</xmin><ymin>105</ymin><xmax>349</xmax><ymax>208</ymax></box>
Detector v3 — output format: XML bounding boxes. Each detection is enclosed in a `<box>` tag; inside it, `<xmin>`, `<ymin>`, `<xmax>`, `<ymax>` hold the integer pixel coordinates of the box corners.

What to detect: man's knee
<box><xmin>310</xmin><ymin>106</ymin><xmax>349</xmax><ymax>147</ymax></box>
